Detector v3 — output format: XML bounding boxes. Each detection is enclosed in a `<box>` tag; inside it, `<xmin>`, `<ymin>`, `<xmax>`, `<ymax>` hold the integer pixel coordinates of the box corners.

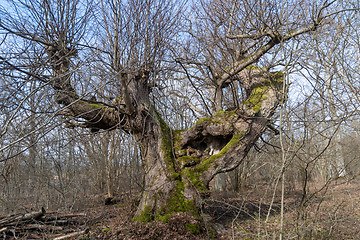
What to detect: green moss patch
<box><xmin>246</xmin><ymin>65</ymin><xmax>263</xmax><ymax>70</ymax></box>
<box><xmin>195</xmin><ymin>111</ymin><xmax>238</xmax><ymax>125</ymax></box>
<box><xmin>101</xmin><ymin>227</ymin><xmax>111</xmax><ymax>232</ymax></box>
<box><xmin>155</xmin><ymin>181</ymin><xmax>199</xmax><ymax>223</ymax></box>
<box><xmin>88</xmin><ymin>102</ymin><xmax>106</xmax><ymax>108</ymax></box>
<box><xmin>195</xmin><ymin>117</ymin><xmax>221</xmax><ymax>125</ymax></box>
<box><xmin>178</xmin><ymin>156</ymin><xmax>200</xmax><ymax>168</ymax></box>
<box><xmin>132</xmin><ymin>205</ymin><xmax>153</xmax><ymax>223</ymax></box>
<box><xmin>183</xmin><ymin>168</ymin><xmax>207</xmax><ymax>193</ymax></box>
<box><xmin>188</xmin><ymin>110</ymin><xmax>238</xmax><ymax>135</ymax></box>
<box><xmin>273</xmin><ymin>71</ymin><xmax>284</xmax><ymax>82</ymax></box>
<box><xmin>214</xmin><ymin>110</ymin><xmax>238</xmax><ymax>121</ymax></box>
<box><xmin>152</xmin><ymin>106</ymin><xmax>178</xmax><ymax>179</ymax></box>
<box><xmin>172</xmin><ymin>129</ymin><xmax>186</xmax><ymax>156</ymax></box>
<box><xmin>244</xmin><ymin>86</ymin><xmax>269</xmax><ymax>113</ymax></box>
<box><xmin>242</xmin><ymin>69</ymin><xmax>284</xmax><ymax>114</ymax></box>
<box><xmin>185</xmin><ymin>223</ymin><xmax>200</xmax><ymax>235</ymax></box>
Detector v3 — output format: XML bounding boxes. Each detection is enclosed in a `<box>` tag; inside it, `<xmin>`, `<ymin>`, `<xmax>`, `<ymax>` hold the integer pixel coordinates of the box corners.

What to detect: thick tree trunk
<box><xmin>132</xmin><ymin>68</ymin><xmax>284</xmax><ymax>221</ymax></box>
<box><xmin>130</xmin><ymin>108</ymin><xmax>201</xmax><ymax>222</ymax></box>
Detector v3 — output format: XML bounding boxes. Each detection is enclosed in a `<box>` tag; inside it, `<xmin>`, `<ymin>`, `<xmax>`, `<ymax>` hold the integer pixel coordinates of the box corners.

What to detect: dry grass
<box><xmin>213</xmin><ymin>178</ymin><xmax>360</xmax><ymax>239</ymax></box>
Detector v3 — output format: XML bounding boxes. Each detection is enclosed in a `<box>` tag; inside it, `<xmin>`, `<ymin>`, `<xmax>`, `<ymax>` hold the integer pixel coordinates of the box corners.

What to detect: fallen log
<box><xmin>53</xmin><ymin>229</ymin><xmax>89</xmax><ymax>240</ymax></box>
<box><xmin>0</xmin><ymin>208</ymin><xmax>45</xmax><ymax>227</ymax></box>
<box><xmin>59</xmin><ymin>213</ymin><xmax>87</xmax><ymax>218</ymax></box>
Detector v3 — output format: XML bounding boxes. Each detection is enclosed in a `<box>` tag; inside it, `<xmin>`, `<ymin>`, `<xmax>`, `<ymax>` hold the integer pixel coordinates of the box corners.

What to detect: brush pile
<box><xmin>0</xmin><ymin>208</ymin><xmax>89</xmax><ymax>239</ymax></box>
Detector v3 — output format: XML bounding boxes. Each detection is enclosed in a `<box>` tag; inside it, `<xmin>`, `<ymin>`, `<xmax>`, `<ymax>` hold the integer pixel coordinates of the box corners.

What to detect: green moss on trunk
<box><xmin>88</xmin><ymin>102</ymin><xmax>106</xmax><ymax>108</ymax></box>
<box><xmin>178</xmin><ymin>156</ymin><xmax>200</xmax><ymax>167</ymax></box>
<box><xmin>153</xmin><ymin>106</ymin><xmax>179</xmax><ymax>180</ymax></box>
<box><xmin>244</xmin><ymin>86</ymin><xmax>269</xmax><ymax>113</ymax></box>
<box><xmin>214</xmin><ymin>110</ymin><xmax>237</xmax><ymax>119</ymax></box>
<box><xmin>243</xmin><ymin>70</ymin><xmax>284</xmax><ymax>113</ymax></box>
<box><xmin>155</xmin><ymin>180</ymin><xmax>199</xmax><ymax>222</ymax></box>
<box><xmin>132</xmin><ymin>205</ymin><xmax>153</xmax><ymax>223</ymax></box>
<box><xmin>133</xmin><ymin>107</ymin><xmax>200</xmax><ymax>223</ymax></box>
<box><xmin>194</xmin><ymin>110</ymin><xmax>237</xmax><ymax>126</ymax></box>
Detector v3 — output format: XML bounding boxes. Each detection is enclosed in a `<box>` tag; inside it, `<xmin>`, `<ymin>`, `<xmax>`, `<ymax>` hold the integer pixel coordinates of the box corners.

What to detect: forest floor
<box><xmin>81</xmin><ymin>178</ymin><xmax>360</xmax><ymax>239</ymax></box>
<box><xmin>2</xmin><ymin>178</ymin><xmax>360</xmax><ymax>239</ymax></box>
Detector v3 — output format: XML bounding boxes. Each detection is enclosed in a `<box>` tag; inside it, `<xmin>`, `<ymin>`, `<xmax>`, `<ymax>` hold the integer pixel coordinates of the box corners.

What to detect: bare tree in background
<box><xmin>0</xmin><ymin>0</ymin><xmax>355</xmax><ymax>222</ymax></box>
<box><xmin>294</xmin><ymin>4</ymin><xmax>360</xmax><ymax>180</ymax></box>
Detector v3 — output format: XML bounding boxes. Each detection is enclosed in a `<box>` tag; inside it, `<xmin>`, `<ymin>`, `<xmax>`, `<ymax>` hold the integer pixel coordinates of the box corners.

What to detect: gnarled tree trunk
<box><xmin>47</xmin><ymin>39</ymin><xmax>284</xmax><ymax>220</ymax></box>
<box><xmin>131</xmin><ymin>68</ymin><xmax>284</xmax><ymax>221</ymax></box>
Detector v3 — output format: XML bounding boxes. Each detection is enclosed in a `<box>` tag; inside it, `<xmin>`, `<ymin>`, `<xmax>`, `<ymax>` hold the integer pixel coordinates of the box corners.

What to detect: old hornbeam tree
<box><xmin>0</xmin><ymin>0</ymin><xmax>344</xmax><ymax>221</ymax></box>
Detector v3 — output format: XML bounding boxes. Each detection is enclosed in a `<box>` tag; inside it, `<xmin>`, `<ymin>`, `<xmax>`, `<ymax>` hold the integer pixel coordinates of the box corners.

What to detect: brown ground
<box><xmin>77</xmin><ymin>178</ymin><xmax>360</xmax><ymax>239</ymax></box>
<box><xmin>3</xmin><ymin>178</ymin><xmax>360</xmax><ymax>239</ymax></box>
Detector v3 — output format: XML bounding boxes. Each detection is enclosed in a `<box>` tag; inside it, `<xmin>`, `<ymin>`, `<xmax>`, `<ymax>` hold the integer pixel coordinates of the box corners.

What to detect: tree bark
<box><xmin>214</xmin><ymin>173</ymin><xmax>227</xmax><ymax>191</ymax></box>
